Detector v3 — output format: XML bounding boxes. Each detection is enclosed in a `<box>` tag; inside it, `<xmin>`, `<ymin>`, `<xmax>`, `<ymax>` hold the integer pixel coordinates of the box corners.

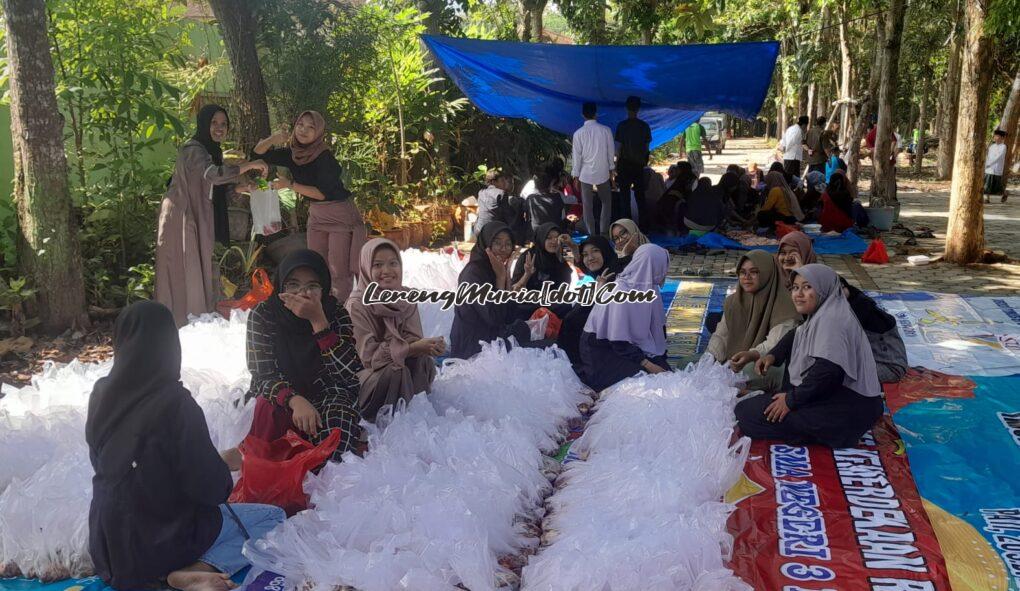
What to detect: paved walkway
<box><xmin>666</xmin><ymin>138</ymin><xmax>1020</xmax><ymax>296</ymax></box>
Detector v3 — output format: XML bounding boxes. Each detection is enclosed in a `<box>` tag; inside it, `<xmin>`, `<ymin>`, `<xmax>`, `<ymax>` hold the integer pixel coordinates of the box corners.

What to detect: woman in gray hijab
<box><xmin>735</xmin><ymin>263</ymin><xmax>883</xmax><ymax>447</ymax></box>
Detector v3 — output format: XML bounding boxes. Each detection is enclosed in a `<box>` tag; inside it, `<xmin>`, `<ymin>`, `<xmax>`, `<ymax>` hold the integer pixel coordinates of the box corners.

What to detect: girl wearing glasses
<box><xmin>706</xmin><ymin>251</ymin><xmax>799</xmax><ymax>392</ymax></box>
<box><xmin>244</xmin><ymin>250</ymin><xmax>363</xmax><ymax>462</ymax></box>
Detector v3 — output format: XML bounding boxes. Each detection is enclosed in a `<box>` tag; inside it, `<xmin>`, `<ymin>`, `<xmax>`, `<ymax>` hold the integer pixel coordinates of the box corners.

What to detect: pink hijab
<box><xmin>583</xmin><ymin>243</ymin><xmax>669</xmax><ymax>357</ymax></box>
<box><xmin>777</xmin><ymin>231</ymin><xmax>818</xmax><ymax>288</ymax></box>
<box><xmin>290</xmin><ymin>110</ymin><xmax>329</xmax><ymax>166</ymax></box>
<box><xmin>347</xmin><ymin>238</ymin><xmax>420</xmax><ymax>359</ymax></box>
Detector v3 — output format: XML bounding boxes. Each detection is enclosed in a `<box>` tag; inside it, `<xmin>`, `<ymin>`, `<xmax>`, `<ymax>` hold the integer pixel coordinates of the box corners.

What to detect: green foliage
<box><xmin>0</xmin><ymin>275</ymin><xmax>39</xmax><ymax>335</ymax></box>
<box><xmin>39</xmin><ymin>0</ymin><xmax>217</xmax><ymax>307</ymax></box>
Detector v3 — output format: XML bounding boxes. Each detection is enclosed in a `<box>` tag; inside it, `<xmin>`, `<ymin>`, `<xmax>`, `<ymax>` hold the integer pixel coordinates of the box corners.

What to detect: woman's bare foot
<box><xmin>220</xmin><ymin>447</ymin><xmax>242</xmax><ymax>472</ymax></box>
<box><xmin>167</xmin><ymin>570</ymin><xmax>236</xmax><ymax>591</ymax></box>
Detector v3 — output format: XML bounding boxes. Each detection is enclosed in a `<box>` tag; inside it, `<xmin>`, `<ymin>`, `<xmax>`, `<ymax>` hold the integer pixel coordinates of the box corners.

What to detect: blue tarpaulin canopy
<box><xmin>422</xmin><ymin>35</ymin><xmax>779</xmax><ymax>149</ymax></box>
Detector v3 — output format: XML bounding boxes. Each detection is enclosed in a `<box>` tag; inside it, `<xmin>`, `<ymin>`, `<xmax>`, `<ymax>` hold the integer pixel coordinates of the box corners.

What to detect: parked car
<box><xmin>700</xmin><ymin>113</ymin><xmax>727</xmax><ymax>155</ymax></box>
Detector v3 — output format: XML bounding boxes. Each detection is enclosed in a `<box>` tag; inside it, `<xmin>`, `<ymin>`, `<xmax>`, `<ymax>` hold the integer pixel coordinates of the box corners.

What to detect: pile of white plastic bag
<box><xmin>0</xmin><ymin>313</ymin><xmax>254</xmax><ymax>581</ymax></box>
<box><xmin>521</xmin><ymin>357</ymin><xmax>752</xmax><ymax>591</ymax></box>
<box><xmin>244</xmin><ymin>340</ymin><xmax>591</xmax><ymax>591</ymax></box>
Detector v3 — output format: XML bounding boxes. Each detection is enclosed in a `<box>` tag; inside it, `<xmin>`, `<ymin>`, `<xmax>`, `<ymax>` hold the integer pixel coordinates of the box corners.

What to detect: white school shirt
<box><xmin>986</xmin><ymin>143</ymin><xmax>1007</xmax><ymax>176</ymax></box>
<box><xmin>571</xmin><ymin>119</ymin><xmax>616</xmax><ymax>185</ymax></box>
<box><xmin>519</xmin><ymin>179</ymin><xmax>537</xmax><ymax>198</ymax></box>
<box><xmin>781</xmin><ymin>124</ymin><xmax>804</xmax><ymax>161</ymax></box>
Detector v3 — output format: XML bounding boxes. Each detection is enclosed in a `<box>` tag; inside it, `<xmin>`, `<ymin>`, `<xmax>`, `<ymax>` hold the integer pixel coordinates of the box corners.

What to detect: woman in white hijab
<box><xmin>575</xmin><ymin>243</ymin><xmax>671</xmax><ymax>391</ymax></box>
<box><xmin>735</xmin><ymin>263</ymin><xmax>883</xmax><ymax>447</ymax></box>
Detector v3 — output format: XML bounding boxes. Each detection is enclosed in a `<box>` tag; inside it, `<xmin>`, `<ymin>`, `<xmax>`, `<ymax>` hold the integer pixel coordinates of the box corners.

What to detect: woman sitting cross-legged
<box><xmin>735</xmin><ymin>264</ymin><xmax>884</xmax><ymax>448</ymax></box>
<box><xmin>245</xmin><ymin>249</ymin><xmax>363</xmax><ymax>462</ymax></box>
<box><xmin>347</xmin><ymin>238</ymin><xmax>442</xmax><ymax>421</ymax></box>
<box><xmin>575</xmin><ymin>243</ymin><xmax>672</xmax><ymax>391</ymax></box>
<box><xmin>706</xmin><ymin>250</ymin><xmax>800</xmax><ymax>392</ymax></box>
<box><xmin>510</xmin><ymin>222</ymin><xmax>575</xmax><ymax>320</ymax></box>
<box><xmin>450</xmin><ymin>221</ymin><xmax>542</xmax><ymax>359</ymax></box>
<box><xmin>556</xmin><ymin>235</ymin><xmax>621</xmax><ymax>365</ymax></box>
<box><xmin>87</xmin><ymin>301</ymin><xmax>284</xmax><ymax>591</ymax></box>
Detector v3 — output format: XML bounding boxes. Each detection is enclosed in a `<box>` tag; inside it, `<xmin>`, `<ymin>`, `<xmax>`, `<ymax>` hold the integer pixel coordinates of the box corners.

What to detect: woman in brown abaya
<box><xmin>155</xmin><ymin>105</ymin><xmax>268</xmax><ymax>327</ymax></box>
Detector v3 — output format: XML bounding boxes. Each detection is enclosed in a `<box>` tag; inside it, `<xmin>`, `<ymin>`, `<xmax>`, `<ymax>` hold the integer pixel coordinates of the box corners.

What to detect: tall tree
<box><xmin>871</xmin><ymin>0</ymin><xmax>908</xmax><ymax>205</ymax></box>
<box><xmin>207</xmin><ymin>0</ymin><xmax>271</xmax><ymax>152</ymax></box>
<box><xmin>935</xmin><ymin>3</ymin><xmax>964</xmax><ymax>180</ymax></box>
<box><xmin>847</xmin><ymin>21</ymin><xmax>884</xmax><ymax>190</ymax></box>
<box><xmin>520</xmin><ymin>0</ymin><xmax>548</xmax><ymax>41</ymax></box>
<box><xmin>2</xmin><ymin>0</ymin><xmax>87</xmax><ymax>331</ymax></box>
<box><xmin>944</xmin><ymin>0</ymin><xmax>995</xmax><ymax>264</ymax></box>
<box><xmin>914</xmin><ymin>79</ymin><xmax>929</xmax><ymax>174</ymax></box>
<box><xmin>837</xmin><ymin>0</ymin><xmax>854</xmax><ymax>146</ymax></box>
<box><xmin>998</xmin><ymin>70</ymin><xmax>1020</xmax><ymax>189</ymax></box>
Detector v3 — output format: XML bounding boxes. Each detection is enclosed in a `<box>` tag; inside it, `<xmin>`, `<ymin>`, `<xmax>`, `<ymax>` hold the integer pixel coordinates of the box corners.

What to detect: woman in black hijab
<box><xmin>87</xmin><ymin>301</ymin><xmax>284</xmax><ymax>591</ymax></box>
<box><xmin>510</xmin><ymin>222</ymin><xmax>574</xmax><ymax>320</ymax></box>
<box><xmin>245</xmin><ymin>249</ymin><xmax>363</xmax><ymax>462</ymax></box>
<box><xmin>194</xmin><ymin>105</ymin><xmax>234</xmax><ymax>246</ymax></box>
<box><xmin>556</xmin><ymin>235</ymin><xmax>620</xmax><ymax>365</ymax></box>
<box><xmin>450</xmin><ymin>221</ymin><xmax>537</xmax><ymax>359</ymax></box>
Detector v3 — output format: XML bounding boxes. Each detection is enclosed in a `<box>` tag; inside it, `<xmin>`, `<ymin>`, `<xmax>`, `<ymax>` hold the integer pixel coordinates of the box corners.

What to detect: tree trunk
<box><xmin>997</xmin><ymin>70</ymin><xmax>1020</xmax><ymax>188</ymax></box>
<box><xmin>207</xmin><ymin>0</ymin><xmax>271</xmax><ymax>153</ymax></box>
<box><xmin>871</xmin><ymin>0</ymin><xmax>907</xmax><ymax>205</ymax></box>
<box><xmin>532</xmin><ymin>4</ymin><xmax>545</xmax><ymax>41</ymax></box>
<box><xmin>846</xmin><ymin>21</ymin><xmax>885</xmax><ymax>190</ymax></box>
<box><xmin>641</xmin><ymin>26</ymin><xmax>653</xmax><ymax>45</ymax></box>
<box><xmin>2</xmin><ymin>0</ymin><xmax>87</xmax><ymax>332</ymax></box>
<box><xmin>807</xmin><ymin>83</ymin><xmax>816</xmax><ymax>127</ymax></box>
<box><xmin>936</xmin><ymin>4</ymin><xmax>964</xmax><ymax>180</ymax></box>
<box><xmin>914</xmin><ymin>81</ymin><xmax>928</xmax><ymax>174</ymax></box>
<box><xmin>944</xmin><ymin>0</ymin><xmax>994</xmax><ymax>264</ymax></box>
<box><xmin>837</xmin><ymin>0</ymin><xmax>853</xmax><ymax>147</ymax></box>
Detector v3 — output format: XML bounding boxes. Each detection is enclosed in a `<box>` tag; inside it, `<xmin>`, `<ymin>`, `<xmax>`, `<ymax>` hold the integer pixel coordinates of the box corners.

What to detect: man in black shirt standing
<box><xmin>615</xmin><ymin>96</ymin><xmax>653</xmax><ymax>231</ymax></box>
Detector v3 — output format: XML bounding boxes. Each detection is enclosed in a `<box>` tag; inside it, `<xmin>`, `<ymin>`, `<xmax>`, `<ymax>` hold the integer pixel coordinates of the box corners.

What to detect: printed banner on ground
<box><xmin>890</xmin><ymin>374</ymin><xmax>1020</xmax><ymax>591</ymax></box>
<box><xmin>871</xmin><ymin>292</ymin><xmax>1020</xmax><ymax>377</ymax></box>
<box><xmin>727</xmin><ymin>416</ymin><xmax>952</xmax><ymax>591</ymax></box>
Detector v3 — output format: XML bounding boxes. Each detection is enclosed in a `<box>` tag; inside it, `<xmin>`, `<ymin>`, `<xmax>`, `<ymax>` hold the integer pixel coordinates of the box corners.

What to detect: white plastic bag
<box><xmin>525</xmin><ymin>314</ymin><xmax>548</xmax><ymax>341</ymax></box>
<box><xmin>250</xmin><ymin>189</ymin><xmax>282</xmax><ymax>237</ymax></box>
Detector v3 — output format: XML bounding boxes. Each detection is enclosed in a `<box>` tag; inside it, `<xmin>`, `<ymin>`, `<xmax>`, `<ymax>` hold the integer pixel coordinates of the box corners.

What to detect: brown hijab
<box><xmin>722</xmin><ymin>250</ymin><xmax>800</xmax><ymax>359</ymax></box>
<box><xmin>764</xmin><ymin>170</ymin><xmax>805</xmax><ymax>221</ymax></box>
<box><xmin>290</xmin><ymin>110</ymin><xmax>329</xmax><ymax>166</ymax></box>
<box><xmin>777</xmin><ymin>231</ymin><xmax>818</xmax><ymax>288</ymax></box>
<box><xmin>347</xmin><ymin>238</ymin><xmax>421</xmax><ymax>364</ymax></box>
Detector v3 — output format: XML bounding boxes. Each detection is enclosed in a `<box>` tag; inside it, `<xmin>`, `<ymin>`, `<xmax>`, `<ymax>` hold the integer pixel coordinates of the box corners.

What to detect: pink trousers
<box><xmin>306</xmin><ymin>200</ymin><xmax>366</xmax><ymax>303</ymax></box>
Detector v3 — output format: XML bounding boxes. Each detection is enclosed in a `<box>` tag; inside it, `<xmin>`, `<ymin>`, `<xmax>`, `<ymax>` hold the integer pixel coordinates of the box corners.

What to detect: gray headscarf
<box><xmin>787</xmin><ymin>264</ymin><xmax>882</xmax><ymax>398</ymax></box>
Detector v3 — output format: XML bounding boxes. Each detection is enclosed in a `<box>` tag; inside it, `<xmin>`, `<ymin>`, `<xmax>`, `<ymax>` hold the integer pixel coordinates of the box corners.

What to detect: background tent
<box><xmin>422</xmin><ymin>35</ymin><xmax>780</xmax><ymax>149</ymax></box>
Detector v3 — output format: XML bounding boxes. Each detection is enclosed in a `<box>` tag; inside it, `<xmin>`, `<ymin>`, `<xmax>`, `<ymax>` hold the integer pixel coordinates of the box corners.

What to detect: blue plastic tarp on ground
<box><xmin>757</xmin><ymin>230</ymin><xmax>868</xmax><ymax>255</ymax></box>
<box><xmin>422</xmin><ymin>36</ymin><xmax>779</xmax><ymax>148</ymax></box>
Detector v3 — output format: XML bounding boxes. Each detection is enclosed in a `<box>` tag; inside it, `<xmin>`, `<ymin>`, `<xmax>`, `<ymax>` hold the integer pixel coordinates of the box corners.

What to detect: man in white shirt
<box><xmin>779</xmin><ymin>115</ymin><xmax>808</xmax><ymax>179</ymax></box>
<box><xmin>984</xmin><ymin>129</ymin><xmax>1008</xmax><ymax>204</ymax></box>
<box><xmin>571</xmin><ymin>102</ymin><xmax>616</xmax><ymax>236</ymax></box>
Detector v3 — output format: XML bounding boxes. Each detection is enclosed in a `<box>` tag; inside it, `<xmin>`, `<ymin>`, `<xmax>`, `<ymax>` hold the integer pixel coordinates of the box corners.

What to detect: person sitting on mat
<box><xmin>839</xmin><ymin>276</ymin><xmax>908</xmax><ymax>384</ymax></box>
<box><xmin>706</xmin><ymin>251</ymin><xmax>800</xmax><ymax>392</ymax></box>
<box><xmin>576</xmin><ymin>243</ymin><xmax>671</xmax><ymax>391</ymax></box>
<box><xmin>682</xmin><ymin>177</ymin><xmax>727</xmax><ymax>234</ymax></box>
<box><xmin>609</xmin><ymin>218</ymin><xmax>647</xmax><ymax>269</ymax></box>
<box><xmin>776</xmin><ymin>231</ymin><xmax>818</xmax><ymax>289</ymax></box>
<box><xmin>557</xmin><ymin>235</ymin><xmax>621</xmax><ymax>365</ymax></box>
<box><xmin>735</xmin><ymin>264</ymin><xmax>883</xmax><ymax>448</ymax></box>
<box><xmin>510</xmin><ymin>222</ymin><xmax>575</xmax><ymax>320</ymax></box>
<box><xmin>347</xmin><ymin>238</ymin><xmax>442</xmax><ymax>422</ymax></box>
<box><xmin>756</xmin><ymin>171</ymin><xmax>804</xmax><ymax>230</ymax></box>
<box><xmin>244</xmin><ymin>249</ymin><xmax>363</xmax><ymax>463</ymax></box>
<box><xmin>87</xmin><ymin>301</ymin><xmax>285</xmax><ymax>591</ymax></box>
<box><xmin>818</xmin><ymin>169</ymin><xmax>855</xmax><ymax>233</ymax></box>
<box><xmin>450</xmin><ymin>222</ymin><xmax>543</xmax><ymax>359</ymax></box>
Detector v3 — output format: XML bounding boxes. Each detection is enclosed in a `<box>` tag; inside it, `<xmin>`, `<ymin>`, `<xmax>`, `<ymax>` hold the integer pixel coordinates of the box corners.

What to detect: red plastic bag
<box><xmin>228</xmin><ymin>429</ymin><xmax>341</xmax><ymax>516</ymax></box>
<box><xmin>774</xmin><ymin>221</ymin><xmax>798</xmax><ymax>239</ymax></box>
<box><xmin>529</xmin><ymin>307</ymin><xmax>562</xmax><ymax>340</ymax></box>
<box><xmin>218</xmin><ymin>268</ymin><xmax>274</xmax><ymax>318</ymax></box>
<box><xmin>861</xmin><ymin>238</ymin><xmax>890</xmax><ymax>264</ymax></box>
